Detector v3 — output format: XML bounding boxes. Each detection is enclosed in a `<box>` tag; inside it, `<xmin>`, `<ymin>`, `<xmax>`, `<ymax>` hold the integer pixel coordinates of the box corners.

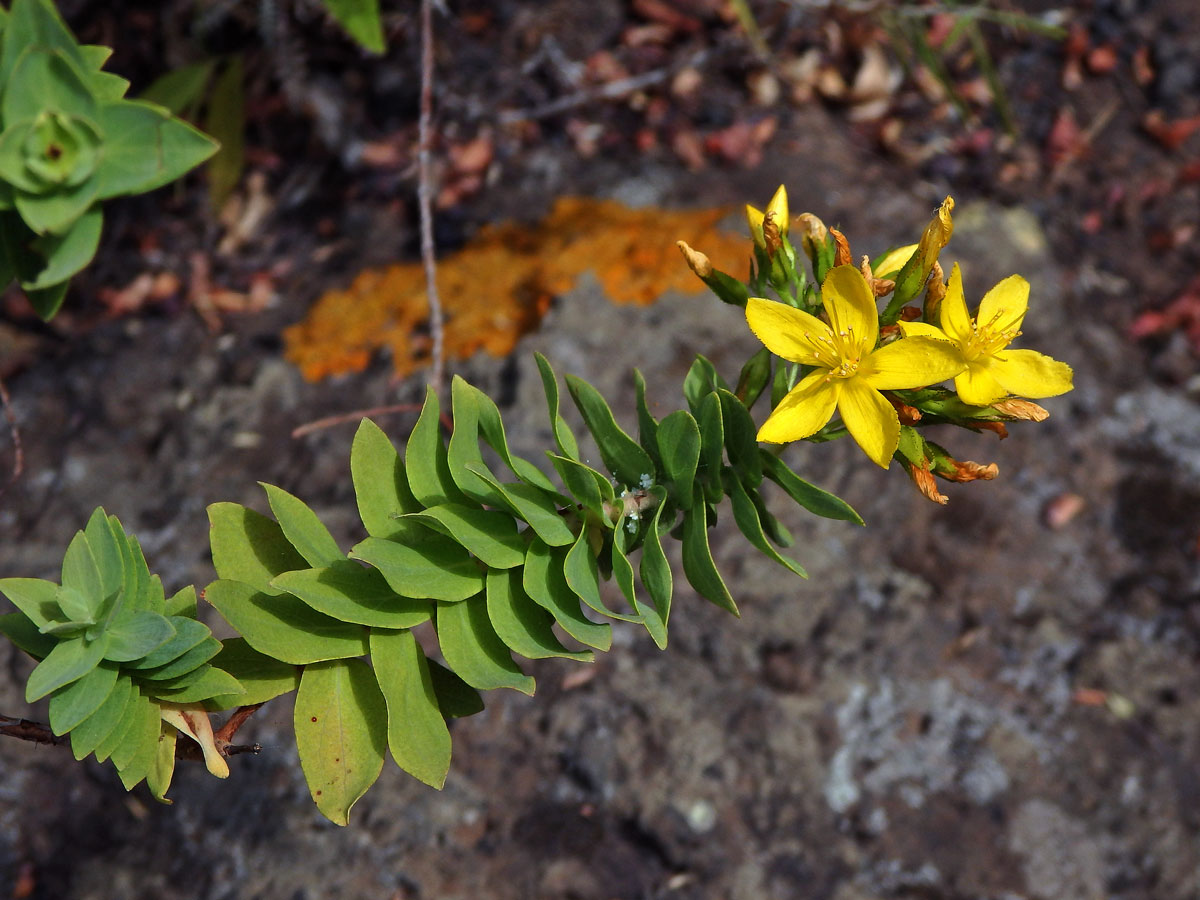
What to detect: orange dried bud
<box><xmin>887</xmin><ymin>394</ymin><xmax>922</xmax><ymax>425</ymax></box>
<box><xmin>873</xmin><ymin>277</ymin><xmax>895</xmax><ymax>297</ymax></box>
<box><xmin>992</xmin><ymin>399</ymin><xmax>1050</xmax><ymax>422</ymax></box>
<box><xmin>762</xmin><ymin>212</ymin><xmax>783</xmax><ymax>259</ymax></box>
<box><xmin>676</xmin><ymin>240</ymin><xmax>713</xmax><ymax>278</ymax></box>
<box><xmin>923</xmin><ymin>261</ymin><xmax>946</xmax><ymax>322</ymax></box>
<box><xmin>830</xmin><ymin>227</ymin><xmax>852</xmax><ymax>266</ymax></box>
<box><xmin>907</xmin><ymin>462</ymin><xmax>948</xmax><ymax>505</ymax></box>
<box><xmin>974</xmin><ymin>421</ymin><xmax>1009</xmax><ymax>439</ymax></box>
<box><xmin>939</xmin><ymin>459</ymin><xmax>999</xmax><ymax>483</ymax></box>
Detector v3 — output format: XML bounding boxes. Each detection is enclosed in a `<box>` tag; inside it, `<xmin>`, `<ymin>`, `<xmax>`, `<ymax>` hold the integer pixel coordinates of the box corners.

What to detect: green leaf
<box><xmin>435</xmin><ymin>595</ymin><xmax>535</xmax><ymax>695</ymax></box>
<box><xmin>725</xmin><ymin>470</ymin><xmax>806</xmax><ymax>577</ymax></box>
<box><xmin>547</xmin><ymin>454</ymin><xmax>611</xmax><ymax>519</ymax></box>
<box><xmin>123</xmin><ymin>616</ymin><xmax>210</xmax><ymax>670</ymax></box>
<box><xmin>681</xmin><ymin>486</ymin><xmax>738</xmax><ymax>616</ymax></box>
<box><xmin>760</xmin><ymin>453</ymin><xmax>864</xmax><ymax>525</ymax></box>
<box><xmin>205</xmin><ymin>580</ymin><xmax>367</xmax><ymax>665</ymax></box>
<box><xmin>132</xmin><ymin>636</ymin><xmax>220</xmax><ymax>681</ymax></box>
<box><xmin>14</xmin><ymin>176</ymin><xmax>99</xmax><ymax>235</ymax></box>
<box><xmin>21</xmin><ymin>204</ymin><xmax>102</xmax><ymax>290</ymax></box>
<box><xmin>261</xmin><ymin>482</ymin><xmax>342</xmax><ymax>568</ymax></box>
<box><xmin>272</xmin><ymin>560</ymin><xmax>432</xmax><ymax>628</ymax></box>
<box><xmin>564</xmin><ymin>526</ymin><xmax>641</xmax><ymax>623</ymax></box>
<box><xmin>103</xmin><ymin>611</ymin><xmax>176</xmax><ymax>662</ymax></box>
<box><xmin>4</xmin><ymin>47</ymin><xmax>97</xmax><ymax>123</ymax></box>
<box><xmin>150</xmin><ymin>666</ymin><xmax>243</xmax><ymax>704</ymax></box>
<box><xmin>113</xmin><ymin>691</ymin><xmax>162</xmax><ymax>789</ymax></box>
<box><xmin>0</xmin><ymin>610</ymin><xmax>56</xmax><ymax>658</ymax></box>
<box><xmin>350</xmin><ymin>535</ymin><xmax>484</xmax><ymax>603</ymax></box>
<box><xmin>1</xmin><ymin>0</ymin><xmax>87</xmax><ymax>84</ymax></box>
<box><xmin>427</xmin><ymin>659</ymin><xmax>484</xmax><ymax>718</ymax></box>
<box><xmin>139</xmin><ymin>60</ymin><xmax>214</xmax><ymax>115</ymax></box>
<box><xmin>609</xmin><ymin>514</ymin><xmax>646</xmax><ymax>633</ymax></box>
<box><xmin>23</xmin><ymin>279</ymin><xmax>68</xmax><ymax>320</ymax></box>
<box><xmin>93</xmin><ymin>99</ymin><xmax>218</xmax><ymax>199</ymax></box>
<box><xmin>70</xmin><ymin>673</ymin><xmax>132</xmax><ymax>761</ymax></box>
<box><xmin>48</xmin><ymin>661</ymin><xmax>117</xmax><ymax>735</ymax></box>
<box><xmin>565</xmin><ymin>374</ymin><xmax>654</xmax><ymax>489</ymax></box>
<box><xmin>656</xmin><ymin>410</ymin><xmax>700</xmax><ymax>510</ymax></box>
<box><xmin>351</xmin><ymin>418</ymin><xmax>421</xmax><ymax>541</ymax></box>
<box><xmin>735</xmin><ymin>347</ymin><xmax>771</xmax><ymax>409</ymax></box>
<box><xmin>718</xmin><ymin>389</ymin><xmax>763</xmax><ymax>488</ymax></box>
<box><xmin>534</xmin><ymin>353</ymin><xmax>580</xmax><ymax>461</ymax></box>
<box><xmin>447</xmin><ymin>376</ymin><xmax>513</xmax><ymax>508</ymax></box>
<box><xmin>369</xmin><ymin>628</ymin><xmax>451</xmax><ymax>788</ymax></box>
<box><xmin>25</xmin><ymin>633</ymin><xmax>107</xmax><ymax>701</ymax></box>
<box><xmin>401</xmin><ymin>503</ymin><xmax>526</xmax><ymax>570</ymax></box>
<box><xmin>522</xmin><ymin>540</ymin><xmax>611</xmax><ymax>651</ymax></box>
<box><xmin>461</xmin><ymin>378</ymin><xmax>559</xmax><ymax>493</ymax></box>
<box><xmin>208</xmin><ymin>502</ymin><xmax>309</xmax><ymax>594</ymax></box>
<box><xmin>465</xmin><ymin>464</ymin><xmax>575</xmax><ymax>547</ymax></box>
<box><xmin>485</xmin><ymin>568</ymin><xmax>592</xmax><ymax>661</ymax></box>
<box><xmin>697</xmin><ymin>392</ymin><xmax>725</xmax><ymax>503</ymax></box>
<box><xmin>147</xmin><ymin>722</ymin><xmax>177</xmax><ymax>803</ymax></box>
<box><xmin>637</xmin><ymin>490</ymin><xmax>672</xmax><ymax>650</ymax></box>
<box><xmin>123</xmin><ymin>535</ymin><xmax>161</xmax><ymax>615</ymax></box>
<box><xmin>295</xmin><ymin>658</ymin><xmax>388</xmax><ymax>826</ymax></box>
<box><xmin>203</xmin><ymin>55</ymin><xmax>244</xmax><ymax>209</ymax></box>
<box><xmin>206</xmin><ymin>637</ymin><xmax>299</xmax><ymax>709</ymax></box>
<box><xmin>92</xmin><ymin>681</ymin><xmax>141</xmax><ymax>764</ymax></box>
<box><xmin>164</xmin><ymin>585</ymin><xmax>198</xmax><ymax>618</ymax></box>
<box><xmin>324</xmin><ymin>0</ymin><xmax>385</xmax><ymax>53</ymax></box>
<box><xmin>60</xmin><ymin>530</ymin><xmax>103</xmax><ymax>618</ymax></box>
<box><xmin>83</xmin><ymin>508</ymin><xmax>123</xmax><ymax>604</ymax></box>
<box><xmin>0</xmin><ymin>577</ymin><xmax>61</xmax><ymax>629</ymax></box>
<box><xmin>683</xmin><ymin>355</ymin><xmax>730</xmax><ymax>414</ymax></box>
<box><xmin>749</xmin><ymin>487</ymin><xmax>793</xmax><ymax>548</ymax></box>
<box><xmin>633</xmin><ymin>369</ymin><xmax>662</xmax><ymax>472</ymax></box>
<box><xmin>405</xmin><ymin>386</ymin><xmax>467</xmax><ymax>507</ymax></box>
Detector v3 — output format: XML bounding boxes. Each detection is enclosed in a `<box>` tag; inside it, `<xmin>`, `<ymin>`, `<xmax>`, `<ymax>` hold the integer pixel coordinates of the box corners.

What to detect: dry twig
<box><xmin>418</xmin><ymin>0</ymin><xmax>445</xmax><ymax>398</ymax></box>
<box><xmin>0</xmin><ymin>376</ymin><xmax>23</xmax><ymax>499</ymax></box>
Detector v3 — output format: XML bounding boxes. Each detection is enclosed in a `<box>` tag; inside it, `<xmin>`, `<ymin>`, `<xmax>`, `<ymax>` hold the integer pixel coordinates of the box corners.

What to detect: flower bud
<box><xmin>676</xmin><ymin>240</ymin><xmax>713</xmax><ymax>278</ymax></box>
<box><xmin>797</xmin><ymin>213</ymin><xmax>828</xmax><ymax>258</ymax></box>
<box><xmin>992</xmin><ymin>399</ymin><xmax>1050</xmax><ymax>422</ymax></box>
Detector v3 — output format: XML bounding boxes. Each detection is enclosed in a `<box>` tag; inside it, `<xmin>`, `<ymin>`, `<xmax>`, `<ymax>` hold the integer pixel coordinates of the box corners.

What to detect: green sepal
<box><xmin>735</xmin><ymin>347</ymin><xmax>771</xmax><ymax>409</ymax></box>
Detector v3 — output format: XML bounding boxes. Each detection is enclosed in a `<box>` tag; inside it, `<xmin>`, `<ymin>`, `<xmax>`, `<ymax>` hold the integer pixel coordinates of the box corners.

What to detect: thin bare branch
<box><xmin>291</xmin><ymin>403</ymin><xmax>423</xmax><ymax>438</ymax></box>
<box><xmin>418</xmin><ymin>0</ymin><xmax>444</xmax><ymax>399</ymax></box>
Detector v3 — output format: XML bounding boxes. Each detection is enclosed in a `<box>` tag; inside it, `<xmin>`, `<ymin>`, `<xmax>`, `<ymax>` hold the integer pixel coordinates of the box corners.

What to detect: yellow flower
<box><xmin>900</xmin><ymin>263</ymin><xmax>1074</xmax><ymax>407</ymax></box>
<box><xmin>746</xmin><ymin>265</ymin><xmax>965</xmax><ymax>468</ymax></box>
<box><xmin>745</xmin><ymin>184</ymin><xmax>788</xmax><ymax>248</ymax></box>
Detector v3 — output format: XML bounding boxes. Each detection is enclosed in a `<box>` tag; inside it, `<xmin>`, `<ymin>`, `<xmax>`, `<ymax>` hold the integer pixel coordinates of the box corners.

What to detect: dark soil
<box><xmin>1</xmin><ymin>2</ymin><xmax>1199</xmax><ymax>898</ymax></box>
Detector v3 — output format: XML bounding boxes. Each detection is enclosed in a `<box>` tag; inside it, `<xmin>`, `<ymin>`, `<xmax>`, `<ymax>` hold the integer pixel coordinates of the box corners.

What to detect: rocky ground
<box><xmin>1</xmin><ymin>1</ymin><xmax>1198</xmax><ymax>898</ymax></box>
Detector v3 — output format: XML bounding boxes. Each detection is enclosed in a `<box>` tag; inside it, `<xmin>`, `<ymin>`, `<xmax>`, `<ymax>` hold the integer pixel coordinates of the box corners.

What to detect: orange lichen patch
<box><xmin>284</xmin><ymin>195</ymin><xmax>748</xmax><ymax>381</ymax></box>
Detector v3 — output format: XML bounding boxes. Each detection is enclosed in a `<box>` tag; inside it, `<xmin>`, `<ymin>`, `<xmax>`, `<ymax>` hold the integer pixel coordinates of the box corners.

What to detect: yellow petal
<box><xmin>897</xmin><ymin>321</ymin><xmax>948</xmax><ymax>340</ymax></box>
<box><xmin>873</xmin><ymin>243</ymin><xmax>917</xmax><ymax>278</ymax></box>
<box><xmin>757</xmin><ymin>370</ymin><xmax>838</xmax><ymax>443</ymax></box>
<box><xmin>977</xmin><ymin>274</ymin><xmax>1029</xmax><ymax>335</ymax></box>
<box><xmin>954</xmin><ymin>362</ymin><xmax>1007</xmax><ymax>407</ymax></box>
<box><xmin>861</xmin><ymin>335</ymin><xmax>965</xmax><ymax>390</ymax></box>
<box><xmin>745</xmin><ymin>297</ymin><xmax>831</xmax><ymax>365</ymax></box>
<box><xmin>765</xmin><ymin>185</ymin><xmax>789</xmax><ymax>236</ymax></box>
<box><xmin>990</xmin><ymin>348</ymin><xmax>1074</xmax><ymax>399</ymax></box>
<box><xmin>938</xmin><ymin>262</ymin><xmax>973</xmax><ymax>345</ymax></box>
<box><xmin>838</xmin><ymin>379</ymin><xmax>900</xmax><ymax>468</ymax></box>
<box><xmin>821</xmin><ymin>265</ymin><xmax>879</xmax><ymax>348</ymax></box>
<box><xmin>746</xmin><ymin>204</ymin><xmax>765</xmax><ymax>248</ymax></box>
